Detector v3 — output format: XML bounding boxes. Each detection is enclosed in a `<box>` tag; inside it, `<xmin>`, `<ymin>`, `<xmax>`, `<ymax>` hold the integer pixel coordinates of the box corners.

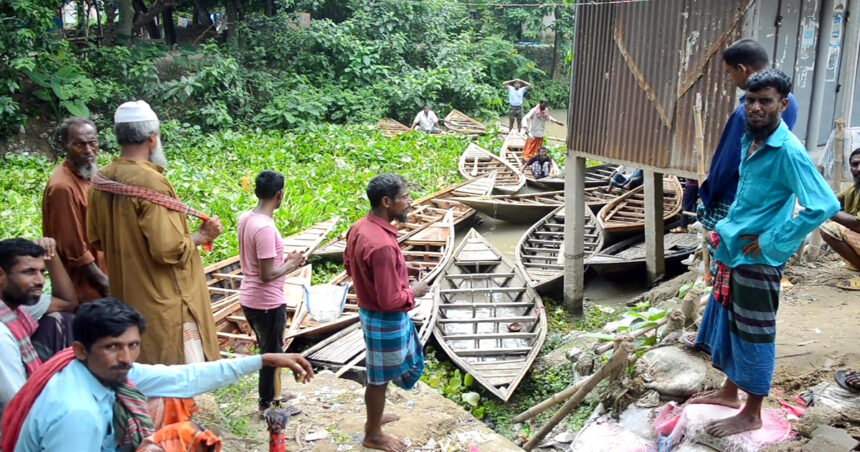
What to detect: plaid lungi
<box><xmin>696</xmin><ymin>201</ymin><xmax>732</xmax><ymax>232</ymax></box>
<box><xmin>695</xmin><ymin>264</ymin><xmax>782</xmax><ymax>396</ymax></box>
<box><xmin>360</xmin><ymin>308</ymin><xmax>425</xmax><ymax>389</ymax></box>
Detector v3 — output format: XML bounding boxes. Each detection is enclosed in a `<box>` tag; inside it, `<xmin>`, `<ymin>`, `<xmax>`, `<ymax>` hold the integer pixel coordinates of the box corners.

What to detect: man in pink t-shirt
<box><xmin>238</xmin><ymin>170</ymin><xmax>305</xmax><ymax>411</ymax></box>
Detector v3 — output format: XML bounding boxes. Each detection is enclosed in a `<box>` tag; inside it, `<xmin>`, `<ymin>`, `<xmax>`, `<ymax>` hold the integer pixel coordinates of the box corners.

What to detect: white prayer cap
<box><xmin>114</xmin><ymin>100</ymin><xmax>159</xmax><ymax>124</ymax></box>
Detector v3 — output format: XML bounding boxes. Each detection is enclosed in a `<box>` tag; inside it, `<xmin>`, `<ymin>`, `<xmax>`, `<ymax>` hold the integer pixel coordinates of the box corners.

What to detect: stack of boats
<box><xmin>206</xmin><ymin>122</ymin><xmax>696</xmax><ymax>401</ymax></box>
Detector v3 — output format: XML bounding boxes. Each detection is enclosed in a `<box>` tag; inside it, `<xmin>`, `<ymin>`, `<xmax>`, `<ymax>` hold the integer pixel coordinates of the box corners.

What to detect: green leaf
<box><xmin>61</xmin><ymin>100</ymin><xmax>90</xmax><ymax>117</ymax></box>
<box><xmin>463</xmin><ymin>373</ymin><xmax>474</xmax><ymax>388</ymax></box>
<box><xmin>461</xmin><ymin>392</ymin><xmax>480</xmax><ymax>407</ymax></box>
<box><xmin>471</xmin><ymin>406</ymin><xmax>485</xmax><ymax>419</ymax></box>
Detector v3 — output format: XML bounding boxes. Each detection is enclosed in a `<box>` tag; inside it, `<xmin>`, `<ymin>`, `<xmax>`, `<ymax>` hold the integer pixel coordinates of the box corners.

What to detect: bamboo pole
<box><xmin>513</xmin><ymin>373</ymin><xmax>591</xmax><ymax>423</ymax></box>
<box><xmin>693</xmin><ymin>93</ymin><xmax>710</xmax><ymax>281</ymax></box>
<box><xmin>523</xmin><ymin>339</ymin><xmax>634</xmax><ymax>451</ymax></box>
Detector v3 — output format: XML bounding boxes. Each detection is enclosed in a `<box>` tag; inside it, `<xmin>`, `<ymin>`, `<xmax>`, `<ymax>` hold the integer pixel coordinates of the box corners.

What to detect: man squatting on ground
<box><xmin>411</xmin><ymin>106</ymin><xmax>441</xmax><ymax>134</ymax></box>
<box><xmin>503</xmin><ymin>78</ymin><xmax>531</xmax><ymax>133</ymax></box>
<box><xmin>344</xmin><ymin>174</ymin><xmax>429</xmax><ymax>452</ymax></box>
<box><xmin>819</xmin><ymin>147</ymin><xmax>860</xmax><ymax>290</ymax></box>
<box><xmin>691</xmin><ymin>69</ymin><xmax>839</xmax><ymax>437</ymax></box>
<box><xmin>1</xmin><ymin>297</ymin><xmax>314</xmax><ymax>451</ymax></box>
<box><xmin>0</xmin><ymin>238</ymin><xmax>77</xmax><ymax>426</ymax></box>
<box><xmin>42</xmin><ymin>117</ymin><xmax>110</xmax><ymax>303</ymax></box>
<box><xmin>238</xmin><ymin>170</ymin><xmax>306</xmax><ymax>411</ymax></box>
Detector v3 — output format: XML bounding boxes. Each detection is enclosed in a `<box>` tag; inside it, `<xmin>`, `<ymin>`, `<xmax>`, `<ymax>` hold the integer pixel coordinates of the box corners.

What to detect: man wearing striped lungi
<box><xmin>344</xmin><ymin>174</ymin><xmax>429</xmax><ymax>452</ymax></box>
<box><xmin>691</xmin><ymin>69</ymin><xmax>839</xmax><ymax>437</ymax></box>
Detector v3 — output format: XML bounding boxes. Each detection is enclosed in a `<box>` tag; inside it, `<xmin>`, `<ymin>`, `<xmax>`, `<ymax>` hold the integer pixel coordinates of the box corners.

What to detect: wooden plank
<box><xmin>440</xmin><ymin>287</ymin><xmax>525</xmax><ymax>294</ymax></box>
<box><xmin>443</xmin><ymin>332</ymin><xmax>538</xmax><ymax>340</ymax></box>
<box><xmin>437</xmin><ymin>316</ymin><xmax>536</xmax><ymax>324</ymax></box>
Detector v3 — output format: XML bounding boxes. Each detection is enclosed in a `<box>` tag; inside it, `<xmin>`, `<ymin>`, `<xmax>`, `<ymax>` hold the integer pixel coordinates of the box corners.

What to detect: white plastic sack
<box><xmin>304</xmin><ymin>283</ymin><xmax>348</xmax><ymax>323</ymax></box>
<box><xmin>819</xmin><ymin>126</ymin><xmax>860</xmax><ymax>183</ymax></box>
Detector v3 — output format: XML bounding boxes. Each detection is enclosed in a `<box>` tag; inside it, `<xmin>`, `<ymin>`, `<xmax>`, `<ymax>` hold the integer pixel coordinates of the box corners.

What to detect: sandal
<box><xmin>670</xmin><ymin>227</ymin><xmax>688</xmax><ymax>233</ymax></box>
<box><xmin>836</xmin><ymin>276</ymin><xmax>860</xmax><ymax>291</ymax></box>
<box><xmin>835</xmin><ymin>370</ymin><xmax>860</xmax><ymax>393</ymax></box>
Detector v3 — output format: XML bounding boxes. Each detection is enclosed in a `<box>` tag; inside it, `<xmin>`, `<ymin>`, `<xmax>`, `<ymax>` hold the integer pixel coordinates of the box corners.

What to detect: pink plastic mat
<box><xmin>653</xmin><ymin>402</ymin><xmax>792</xmax><ymax>451</ymax></box>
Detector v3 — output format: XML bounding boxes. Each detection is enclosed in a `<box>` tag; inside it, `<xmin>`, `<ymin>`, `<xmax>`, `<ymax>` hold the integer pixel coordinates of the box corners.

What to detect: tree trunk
<box><xmin>224</xmin><ymin>0</ymin><xmax>239</xmax><ymax>40</ymax></box>
<box><xmin>117</xmin><ymin>0</ymin><xmax>134</xmax><ymax>43</ymax></box>
<box><xmin>132</xmin><ymin>0</ymin><xmax>161</xmax><ymax>39</ymax></box>
<box><xmin>162</xmin><ymin>7</ymin><xmax>176</xmax><ymax>44</ymax></box>
<box><xmin>264</xmin><ymin>0</ymin><xmax>274</xmax><ymax>17</ymax></box>
<box><xmin>550</xmin><ymin>7</ymin><xmax>561</xmax><ymax>80</ymax></box>
<box><xmin>192</xmin><ymin>0</ymin><xmax>213</xmax><ymax>26</ymax></box>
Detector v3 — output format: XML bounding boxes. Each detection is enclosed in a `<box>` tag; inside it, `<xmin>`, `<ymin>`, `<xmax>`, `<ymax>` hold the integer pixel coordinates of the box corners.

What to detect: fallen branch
<box><xmin>513</xmin><ymin>374</ymin><xmax>590</xmax><ymax>423</ymax></box>
<box><xmin>594</xmin><ymin>317</ymin><xmax>668</xmax><ymax>355</ymax></box>
<box><xmin>523</xmin><ymin>338</ymin><xmax>634</xmax><ymax>450</ymax></box>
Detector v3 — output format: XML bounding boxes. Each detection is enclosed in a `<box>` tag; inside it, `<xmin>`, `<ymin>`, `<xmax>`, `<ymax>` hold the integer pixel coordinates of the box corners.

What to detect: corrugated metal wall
<box><xmin>569</xmin><ymin>0</ymin><xmax>751</xmax><ymax>177</ymax></box>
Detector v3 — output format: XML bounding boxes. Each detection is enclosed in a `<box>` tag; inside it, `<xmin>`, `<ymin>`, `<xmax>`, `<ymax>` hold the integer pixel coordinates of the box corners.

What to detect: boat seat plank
<box><xmin>437</xmin><ymin>316</ymin><xmax>536</xmax><ymax>323</ymax></box>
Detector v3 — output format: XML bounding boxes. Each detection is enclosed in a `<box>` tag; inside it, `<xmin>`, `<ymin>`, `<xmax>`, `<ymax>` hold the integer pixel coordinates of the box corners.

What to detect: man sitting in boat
<box><xmin>819</xmin><ymin>147</ymin><xmax>860</xmax><ymax>290</ymax></box>
<box><xmin>237</xmin><ymin>170</ymin><xmax>306</xmax><ymax>412</ymax></box>
<box><xmin>503</xmin><ymin>78</ymin><xmax>531</xmax><ymax>133</ymax></box>
<box><xmin>690</xmin><ymin>69</ymin><xmax>838</xmax><ymax>437</ymax></box>
<box><xmin>524</xmin><ymin>147</ymin><xmax>554</xmax><ymax>179</ymax></box>
<box><xmin>344</xmin><ymin>174</ymin><xmax>429</xmax><ymax>452</ymax></box>
<box><xmin>606</xmin><ymin>165</ymin><xmax>643</xmax><ymax>191</ymax></box>
<box><xmin>411</xmin><ymin>106</ymin><xmax>441</xmax><ymax>134</ymax></box>
<box><xmin>0</xmin><ymin>238</ymin><xmax>77</xmax><ymax>425</ymax></box>
<box><xmin>522</xmin><ymin>99</ymin><xmax>563</xmax><ymax>162</ymax></box>
<box><xmin>1</xmin><ymin>297</ymin><xmax>314</xmax><ymax>451</ymax></box>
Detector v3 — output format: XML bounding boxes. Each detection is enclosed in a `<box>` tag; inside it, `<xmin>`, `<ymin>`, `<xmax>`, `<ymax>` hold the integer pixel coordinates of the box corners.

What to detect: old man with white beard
<box><xmin>86</xmin><ymin>100</ymin><xmax>223</xmax><ymax>365</ymax></box>
<box><xmin>42</xmin><ymin>118</ymin><xmax>110</xmax><ymax>302</ymax></box>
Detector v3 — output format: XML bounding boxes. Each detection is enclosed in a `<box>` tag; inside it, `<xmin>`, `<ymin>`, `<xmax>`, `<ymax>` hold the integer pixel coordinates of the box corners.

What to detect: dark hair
<box><xmin>745</xmin><ymin>69</ymin><xmax>792</xmax><ymax>99</ymax></box>
<box><xmin>255</xmin><ymin>170</ymin><xmax>285</xmax><ymax>199</ymax></box>
<box><xmin>56</xmin><ymin>117</ymin><xmax>96</xmax><ymax>147</ymax></box>
<box><xmin>723</xmin><ymin>39</ymin><xmax>769</xmax><ymax>70</ymax></box>
<box><xmin>367</xmin><ymin>174</ymin><xmax>408</xmax><ymax>209</ymax></box>
<box><xmin>851</xmin><ymin>147</ymin><xmax>860</xmax><ymax>160</ymax></box>
<box><xmin>0</xmin><ymin>239</ymin><xmax>45</xmax><ymax>273</ymax></box>
<box><xmin>540</xmin><ymin>99</ymin><xmax>549</xmax><ymax>105</ymax></box>
<box><xmin>114</xmin><ymin>120</ymin><xmax>160</xmax><ymax>145</ymax></box>
<box><xmin>73</xmin><ymin>298</ymin><xmax>147</xmax><ymax>351</ymax></box>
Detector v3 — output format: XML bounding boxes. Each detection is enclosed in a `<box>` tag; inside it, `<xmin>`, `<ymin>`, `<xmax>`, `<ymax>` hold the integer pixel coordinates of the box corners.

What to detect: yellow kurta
<box><xmin>86</xmin><ymin>158</ymin><xmax>219</xmax><ymax>364</ymax></box>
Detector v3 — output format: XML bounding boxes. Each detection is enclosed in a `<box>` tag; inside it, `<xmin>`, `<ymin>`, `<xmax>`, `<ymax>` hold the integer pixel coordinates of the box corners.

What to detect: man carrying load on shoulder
<box><xmin>691</xmin><ymin>69</ymin><xmax>839</xmax><ymax>437</ymax></box>
<box><xmin>344</xmin><ymin>174</ymin><xmax>428</xmax><ymax>452</ymax></box>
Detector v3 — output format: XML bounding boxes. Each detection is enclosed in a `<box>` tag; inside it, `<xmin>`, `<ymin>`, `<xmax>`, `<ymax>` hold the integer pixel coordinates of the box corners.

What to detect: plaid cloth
<box><xmin>113</xmin><ymin>383</ymin><xmax>157</xmax><ymax>452</ymax></box>
<box><xmin>696</xmin><ymin>201</ymin><xmax>732</xmax><ymax>232</ymax></box>
<box><xmin>91</xmin><ymin>172</ymin><xmax>214</xmax><ymax>251</ymax></box>
<box><xmin>709</xmin><ymin>231</ymin><xmax>732</xmax><ymax>307</ymax></box>
<box><xmin>0</xmin><ymin>303</ymin><xmax>42</xmax><ymax>376</ymax></box>
<box><xmin>360</xmin><ymin>308</ymin><xmax>424</xmax><ymax>389</ymax></box>
<box><xmin>696</xmin><ymin>264</ymin><xmax>783</xmax><ymax>396</ymax></box>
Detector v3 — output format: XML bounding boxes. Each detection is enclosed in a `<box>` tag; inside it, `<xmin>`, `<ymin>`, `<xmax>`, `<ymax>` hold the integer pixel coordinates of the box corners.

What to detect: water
<box><xmin>491</xmin><ymin>108</ymin><xmax>568</xmax><ymax>143</ymax></box>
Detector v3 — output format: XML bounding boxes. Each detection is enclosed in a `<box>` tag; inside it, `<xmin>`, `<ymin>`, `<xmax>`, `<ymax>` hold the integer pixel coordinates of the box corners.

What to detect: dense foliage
<box><xmin>1</xmin><ymin>1</ymin><xmax>574</xmax><ymax>138</ymax></box>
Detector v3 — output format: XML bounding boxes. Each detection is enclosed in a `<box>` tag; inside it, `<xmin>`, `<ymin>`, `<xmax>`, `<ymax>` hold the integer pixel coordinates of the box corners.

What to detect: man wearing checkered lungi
<box><xmin>690</xmin><ymin>70</ymin><xmax>839</xmax><ymax>437</ymax></box>
<box><xmin>344</xmin><ymin>174</ymin><xmax>429</xmax><ymax>452</ymax></box>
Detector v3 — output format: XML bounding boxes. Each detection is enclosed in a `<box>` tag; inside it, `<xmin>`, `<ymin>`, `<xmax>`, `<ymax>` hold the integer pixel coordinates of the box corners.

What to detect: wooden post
<box><xmin>563</xmin><ymin>156</ymin><xmax>586</xmax><ymax>315</ymax></box>
<box><xmin>644</xmin><ymin>171</ymin><xmax>665</xmax><ymax>284</ymax></box>
<box><xmin>693</xmin><ymin>94</ymin><xmax>710</xmax><ymax>279</ymax></box>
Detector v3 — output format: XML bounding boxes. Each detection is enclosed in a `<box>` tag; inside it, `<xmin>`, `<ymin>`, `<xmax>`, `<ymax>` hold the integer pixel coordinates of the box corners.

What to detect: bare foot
<box><xmin>705</xmin><ymin>411</ymin><xmax>762</xmax><ymax>437</ymax></box>
<box><xmin>363</xmin><ymin>432</ymin><xmax>407</xmax><ymax>452</ymax></box>
<box><xmin>688</xmin><ymin>388</ymin><xmax>742</xmax><ymax>408</ymax></box>
<box><xmin>381</xmin><ymin>413</ymin><xmax>401</xmax><ymax>425</ymax></box>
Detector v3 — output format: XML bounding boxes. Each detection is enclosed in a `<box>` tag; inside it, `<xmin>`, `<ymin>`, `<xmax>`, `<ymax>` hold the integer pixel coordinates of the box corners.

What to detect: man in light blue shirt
<box><xmin>2</xmin><ymin>297</ymin><xmax>314</xmax><ymax>452</ymax></box>
<box><xmin>503</xmin><ymin>78</ymin><xmax>531</xmax><ymax>132</ymax></box>
<box><xmin>691</xmin><ymin>70</ymin><xmax>839</xmax><ymax>438</ymax></box>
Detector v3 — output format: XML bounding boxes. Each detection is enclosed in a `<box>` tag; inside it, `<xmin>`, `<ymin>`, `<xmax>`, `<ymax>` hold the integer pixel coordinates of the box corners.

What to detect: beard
<box><xmin>394</xmin><ymin>211</ymin><xmax>408</xmax><ymax>223</ymax></box>
<box><xmin>149</xmin><ymin>137</ymin><xmax>168</xmax><ymax>168</ymax></box>
<box><xmin>76</xmin><ymin>162</ymin><xmax>98</xmax><ymax>180</ymax></box>
<box><xmin>2</xmin><ymin>287</ymin><xmax>40</xmax><ymax>307</ymax></box>
<box><xmin>745</xmin><ymin>123</ymin><xmax>774</xmax><ymax>143</ymax></box>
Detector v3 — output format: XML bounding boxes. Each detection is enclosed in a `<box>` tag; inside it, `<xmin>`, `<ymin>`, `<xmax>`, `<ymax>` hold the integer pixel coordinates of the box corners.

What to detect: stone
<box><xmin>635</xmin><ymin>347</ymin><xmax>723</xmax><ymax>398</ymax></box>
<box><xmin>801</xmin><ymin>425</ymin><xmax>859</xmax><ymax>452</ymax></box>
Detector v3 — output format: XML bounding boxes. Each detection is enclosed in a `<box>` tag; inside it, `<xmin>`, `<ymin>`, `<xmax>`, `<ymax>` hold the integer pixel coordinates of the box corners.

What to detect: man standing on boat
<box><xmin>344</xmin><ymin>174</ymin><xmax>428</xmax><ymax>452</ymax></box>
<box><xmin>411</xmin><ymin>106</ymin><xmax>441</xmax><ymax>134</ymax></box>
<box><xmin>523</xmin><ymin>99</ymin><xmax>563</xmax><ymax>162</ymax></box>
<box><xmin>691</xmin><ymin>70</ymin><xmax>838</xmax><ymax>437</ymax></box>
<box><xmin>698</xmin><ymin>39</ymin><xmax>798</xmax><ymax>234</ymax></box>
<box><xmin>237</xmin><ymin>170</ymin><xmax>306</xmax><ymax>412</ymax></box>
<box><xmin>503</xmin><ymin>78</ymin><xmax>531</xmax><ymax>133</ymax></box>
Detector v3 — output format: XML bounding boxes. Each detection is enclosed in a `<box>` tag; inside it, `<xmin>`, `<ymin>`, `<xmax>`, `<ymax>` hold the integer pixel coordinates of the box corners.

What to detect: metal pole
<box><xmin>837</xmin><ymin>0</ymin><xmax>859</xmax><ymax>131</ymax></box>
<box><xmin>563</xmin><ymin>3</ymin><xmax>584</xmax><ymax>315</ymax></box>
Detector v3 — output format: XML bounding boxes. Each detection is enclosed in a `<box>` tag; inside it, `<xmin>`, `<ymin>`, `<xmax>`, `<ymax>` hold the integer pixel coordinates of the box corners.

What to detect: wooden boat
<box><xmin>377</xmin><ymin>118</ymin><xmax>411</xmax><ymax>137</ymax></box>
<box><xmin>586</xmin><ymin>230</ymin><xmax>699</xmax><ymax>275</ymax></box>
<box><xmin>451</xmin><ymin>191</ymin><xmax>564</xmax><ymax>224</ymax></box>
<box><xmin>203</xmin><ymin>216</ymin><xmax>341</xmax><ymax>355</ymax></box>
<box><xmin>583</xmin><ymin>163</ymin><xmax>621</xmax><ymax>188</ymax></box>
<box><xmin>305</xmin><ymin>211</ymin><xmax>455</xmax><ymax>375</ymax></box>
<box><xmin>499</xmin><ymin>130</ymin><xmax>564</xmax><ymax>189</ymax></box>
<box><xmin>432</xmin><ymin>229</ymin><xmax>547</xmax><ymax>401</ymax></box>
<box><xmin>585</xmin><ymin>186</ymin><xmax>624</xmax><ymax>212</ymax></box>
<box><xmin>459</xmin><ymin>143</ymin><xmax>525</xmax><ymax>194</ymax></box>
<box><xmin>515</xmin><ymin>206</ymin><xmax>604</xmax><ymax>295</ymax></box>
<box><xmin>444</xmin><ymin>109</ymin><xmax>486</xmax><ymax>135</ymax></box>
<box><xmin>312</xmin><ymin>173</ymin><xmax>496</xmax><ymax>260</ymax></box>
<box><xmin>597</xmin><ymin>176</ymin><xmax>683</xmax><ymax>235</ymax></box>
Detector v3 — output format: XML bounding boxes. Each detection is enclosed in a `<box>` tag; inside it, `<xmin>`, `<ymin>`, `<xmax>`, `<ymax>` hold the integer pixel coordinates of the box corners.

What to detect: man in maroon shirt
<box><xmin>344</xmin><ymin>174</ymin><xmax>429</xmax><ymax>452</ymax></box>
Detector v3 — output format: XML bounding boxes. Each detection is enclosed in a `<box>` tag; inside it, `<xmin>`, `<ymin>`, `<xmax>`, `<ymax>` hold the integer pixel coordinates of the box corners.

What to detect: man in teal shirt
<box><xmin>2</xmin><ymin>298</ymin><xmax>314</xmax><ymax>451</ymax></box>
<box><xmin>691</xmin><ymin>69</ymin><xmax>839</xmax><ymax>437</ymax></box>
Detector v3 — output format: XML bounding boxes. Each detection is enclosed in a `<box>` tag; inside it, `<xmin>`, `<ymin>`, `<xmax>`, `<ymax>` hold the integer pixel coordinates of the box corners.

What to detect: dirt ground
<box><xmin>212</xmin><ymin>372</ymin><xmax>520</xmax><ymax>452</ymax></box>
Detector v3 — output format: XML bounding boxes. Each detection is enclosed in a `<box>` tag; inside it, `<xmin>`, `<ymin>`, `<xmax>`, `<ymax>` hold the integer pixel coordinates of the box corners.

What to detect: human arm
<box><xmin>503</xmin><ymin>79</ymin><xmax>515</xmax><ymax>87</ymax></box>
<box><xmin>369</xmin><ymin>247</ymin><xmax>416</xmax><ymax>311</ymax></box>
<box><xmin>548</xmin><ymin>113</ymin><xmax>564</xmax><ymax>126</ymax></box>
<box><xmin>757</xmin><ymin>154</ymin><xmax>841</xmax><ymax>262</ymax></box>
<box><xmin>43</xmin><ymin>185</ymin><xmax>108</xmax><ymax>295</ymax></box>
<box><xmin>191</xmin><ymin>216</ymin><xmax>222</xmax><ymax>246</ymax></box>
<box><xmin>260</xmin><ymin>251</ymin><xmax>307</xmax><ymax>283</ymax></box>
<box><xmin>831</xmin><ymin>211</ymin><xmax>860</xmax><ymax>233</ymax></box>
<box><xmin>411</xmin><ymin>113</ymin><xmax>421</xmax><ymax>129</ymax></box>
<box><xmin>521</xmin><ymin>80</ymin><xmax>532</xmax><ymax>90</ymax></box>
<box><xmin>34</xmin><ymin>238</ymin><xmax>78</xmax><ymax>312</ymax></box>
